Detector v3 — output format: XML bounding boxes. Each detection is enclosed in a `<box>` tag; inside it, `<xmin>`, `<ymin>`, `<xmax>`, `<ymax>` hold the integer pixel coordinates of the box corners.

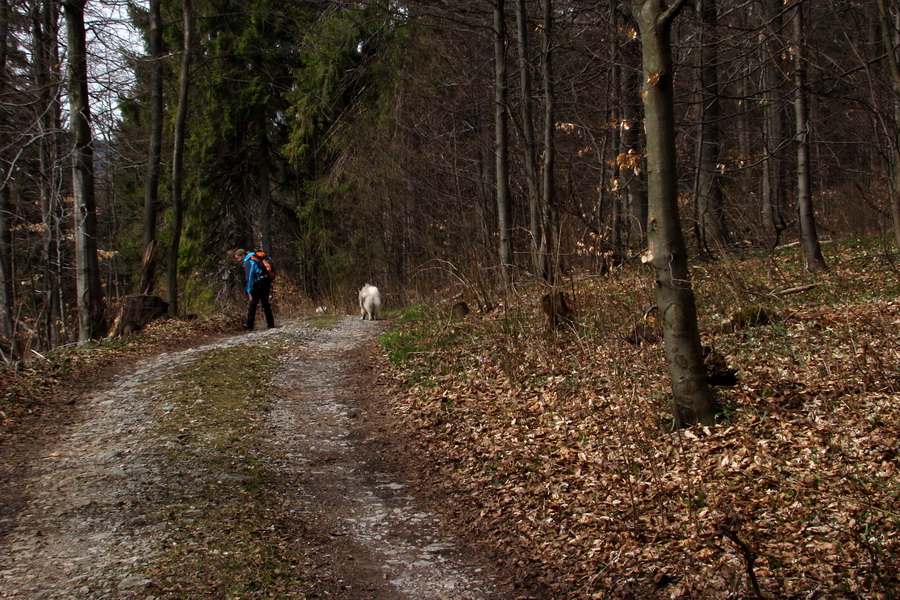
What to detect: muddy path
<box><xmin>0</xmin><ymin>317</ymin><xmax>540</xmax><ymax>599</ymax></box>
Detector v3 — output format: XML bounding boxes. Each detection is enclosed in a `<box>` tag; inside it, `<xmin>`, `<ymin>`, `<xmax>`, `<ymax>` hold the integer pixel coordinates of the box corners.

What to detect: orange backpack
<box><xmin>250</xmin><ymin>251</ymin><xmax>276</xmax><ymax>280</ymax></box>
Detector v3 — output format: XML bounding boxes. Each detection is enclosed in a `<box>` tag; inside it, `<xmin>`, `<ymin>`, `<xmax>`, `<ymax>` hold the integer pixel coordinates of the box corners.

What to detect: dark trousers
<box><xmin>245</xmin><ymin>279</ymin><xmax>274</xmax><ymax>329</ymax></box>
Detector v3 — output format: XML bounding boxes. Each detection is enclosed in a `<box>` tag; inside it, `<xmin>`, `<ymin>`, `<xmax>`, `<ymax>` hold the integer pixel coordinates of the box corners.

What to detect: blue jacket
<box><xmin>242</xmin><ymin>253</ymin><xmax>269</xmax><ymax>296</ymax></box>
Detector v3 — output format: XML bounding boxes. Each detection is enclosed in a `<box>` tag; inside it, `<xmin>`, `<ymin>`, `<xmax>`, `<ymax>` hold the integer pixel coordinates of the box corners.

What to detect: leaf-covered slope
<box><xmin>382</xmin><ymin>241</ymin><xmax>900</xmax><ymax>599</ymax></box>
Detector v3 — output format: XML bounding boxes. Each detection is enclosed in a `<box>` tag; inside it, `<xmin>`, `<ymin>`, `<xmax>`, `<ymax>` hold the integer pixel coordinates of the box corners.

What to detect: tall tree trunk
<box><xmin>0</xmin><ymin>186</ymin><xmax>13</xmax><ymax>353</ymax></box>
<box><xmin>64</xmin><ymin>0</ymin><xmax>105</xmax><ymax>341</ymax></box>
<box><xmin>630</xmin><ymin>0</ymin><xmax>717</xmax><ymax>428</ymax></box>
<box><xmin>32</xmin><ymin>0</ymin><xmax>64</xmax><ymax>347</ymax></box>
<box><xmin>876</xmin><ymin>0</ymin><xmax>900</xmax><ymax>250</ymax></box>
<box><xmin>792</xmin><ymin>1</ymin><xmax>827</xmax><ymax>273</ymax></box>
<box><xmin>610</xmin><ymin>6</ymin><xmax>624</xmax><ymax>262</ymax></box>
<box><xmin>0</xmin><ymin>0</ymin><xmax>16</xmax><ymax>350</ymax></box>
<box><xmin>539</xmin><ymin>0</ymin><xmax>555</xmax><ymax>283</ymax></box>
<box><xmin>514</xmin><ymin>0</ymin><xmax>543</xmax><ymax>279</ymax></box>
<box><xmin>693</xmin><ymin>0</ymin><xmax>728</xmax><ymax>252</ymax></box>
<box><xmin>618</xmin><ymin>19</ymin><xmax>648</xmax><ymax>247</ymax></box>
<box><xmin>167</xmin><ymin>0</ymin><xmax>193</xmax><ymax>316</ymax></box>
<box><xmin>760</xmin><ymin>0</ymin><xmax>787</xmax><ymax>246</ymax></box>
<box><xmin>139</xmin><ymin>0</ymin><xmax>164</xmax><ymax>295</ymax></box>
<box><xmin>493</xmin><ymin>0</ymin><xmax>511</xmax><ymax>288</ymax></box>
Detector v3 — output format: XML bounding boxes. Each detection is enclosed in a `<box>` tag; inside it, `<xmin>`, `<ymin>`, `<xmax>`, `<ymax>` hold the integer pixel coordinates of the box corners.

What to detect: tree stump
<box><xmin>541</xmin><ymin>291</ymin><xmax>575</xmax><ymax>330</ymax></box>
<box><xmin>110</xmin><ymin>295</ymin><xmax>169</xmax><ymax>337</ymax></box>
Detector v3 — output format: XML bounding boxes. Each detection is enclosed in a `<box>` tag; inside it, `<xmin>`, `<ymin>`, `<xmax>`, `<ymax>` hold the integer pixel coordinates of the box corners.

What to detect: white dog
<box><xmin>359</xmin><ymin>284</ymin><xmax>382</xmax><ymax>321</ymax></box>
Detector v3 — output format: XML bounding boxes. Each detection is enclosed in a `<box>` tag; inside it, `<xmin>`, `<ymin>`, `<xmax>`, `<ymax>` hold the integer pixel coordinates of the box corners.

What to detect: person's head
<box><xmin>233</xmin><ymin>248</ymin><xmax>247</xmax><ymax>262</ymax></box>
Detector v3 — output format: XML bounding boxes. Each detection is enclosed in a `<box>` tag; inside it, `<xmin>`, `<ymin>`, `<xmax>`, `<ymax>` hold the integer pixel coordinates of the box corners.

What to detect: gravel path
<box><xmin>0</xmin><ymin>316</ymin><xmax>526</xmax><ymax>599</ymax></box>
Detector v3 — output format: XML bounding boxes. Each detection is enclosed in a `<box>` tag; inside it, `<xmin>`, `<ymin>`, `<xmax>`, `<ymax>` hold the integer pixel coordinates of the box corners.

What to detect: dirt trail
<box><xmin>270</xmin><ymin>319</ymin><xmax>518</xmax><ymax>599</ymax></box>
<box><xmin>0</xmin><ymin>317</ymin><xmax>530</xmax><ymax>599</ymax></box>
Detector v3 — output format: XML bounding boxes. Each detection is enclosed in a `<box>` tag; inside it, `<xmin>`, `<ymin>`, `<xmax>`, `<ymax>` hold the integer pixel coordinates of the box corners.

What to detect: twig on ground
<box><xmin>718</xmin><ymin>517</ymin><xmax>765</xmax><ymax>600</ymax></box>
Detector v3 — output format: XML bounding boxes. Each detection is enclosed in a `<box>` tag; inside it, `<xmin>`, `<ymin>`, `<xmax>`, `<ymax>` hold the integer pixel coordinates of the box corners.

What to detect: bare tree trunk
<box><xmin>0</xmin><ymin>0</ymin><xmax>16</xmax><ymax>350</ymax></box>
<box><xmin>139</xmin><ymin>0</ymin><xmax>163</xmax><ymax>295</ymax></box>
<box><xmin>32</xmin><ymin>0</ymin><xmax>65</xmax><ymax>347</ymax></box>
<box><xmin>539</xmin><ymin>0</ymin><xmax>555</xmax><ymax>283</ymax></box>
<box><xmin>0</xmin><ymin>186</ymin><xmax>13</xmax><ymax>351</ymax></box>
<box><xmin>64</xmin><ymin>0</ymin><xmax>105</xmax><ymax>341</ymax></box>
<box><xmin>693</xmin><ymin>0</ymin><xmax>728</xmax><ymax>252</ymax></box>
<box><xmin>609</xmin><ymin>16</ymin><xmax>623</xmax><ymax>263</ymax></box>
<box><xmin>167</xmin><ymin>0</ymin><xmax>193</xmax><ymax>316</ymax></box>
<box><xmin>760</xmin><ymin>0</ymin><xmax>787</xmax><ymax>247</ymax></box>
<box><xmin>630</xmin><ymin>0</ymin><xmax>717</xmax><ymax>428</ymax></box>
<box><xmin>493</xmin><ymin>0</ymin><xmax>511</xmax><ymax>288</ymax></box>
<box><xmin>876</xmin><ymin>0</ymin><xmax>900</xmax><ymax>250</ymax></box>
<box><xmin>792</xmin><ymin>1</ymin><xmax>827</xmax><ymax>273</ymax></box>
<box><xmin>514</xmin><ymin>0</ymin><xmax>542</xmax><ymax>278</ymax></box>
<box><xmin>618</xmin><ymin>24</ymin><xmax>648</xmax><ymax>247</ymax></box>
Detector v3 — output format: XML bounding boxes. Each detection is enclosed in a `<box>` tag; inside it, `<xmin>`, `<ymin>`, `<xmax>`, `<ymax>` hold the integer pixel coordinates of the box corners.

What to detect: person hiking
<box><xmin>234</xmin><ymin>248</ymin><xmax>276</xmax><ymax>330</ymax></box>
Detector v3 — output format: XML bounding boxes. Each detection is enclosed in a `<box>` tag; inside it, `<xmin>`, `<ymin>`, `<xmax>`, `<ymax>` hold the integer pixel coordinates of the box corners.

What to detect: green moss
<box><xmin>144</xmin><ymin>342</ymin><xmax>313</xmax><ymax>598</ymax></box>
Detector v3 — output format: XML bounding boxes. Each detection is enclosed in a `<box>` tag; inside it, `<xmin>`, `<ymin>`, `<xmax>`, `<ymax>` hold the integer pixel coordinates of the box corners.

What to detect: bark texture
<box><xmin>631</xmin><ymin>0</ymin><xmax>718</xmax><ymax>428</ymax></box>
<box><xmin>65</xmin><ymin>0</ymin><xmax>105</xmax><ymax>341</ymax></box>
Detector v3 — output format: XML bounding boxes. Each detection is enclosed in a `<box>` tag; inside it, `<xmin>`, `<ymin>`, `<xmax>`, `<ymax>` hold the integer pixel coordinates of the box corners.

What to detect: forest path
<box><xmin>0</xmin><ymin>316</ymin><xmax>532</xmax><ymax>599</ymax></box>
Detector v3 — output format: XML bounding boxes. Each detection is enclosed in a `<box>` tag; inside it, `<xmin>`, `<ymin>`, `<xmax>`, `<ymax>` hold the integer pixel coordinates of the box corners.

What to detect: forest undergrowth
<box><xmin>381</xmin><ymin>238</ymin><xmax>900</xmax><ymax>599</ymax></box>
